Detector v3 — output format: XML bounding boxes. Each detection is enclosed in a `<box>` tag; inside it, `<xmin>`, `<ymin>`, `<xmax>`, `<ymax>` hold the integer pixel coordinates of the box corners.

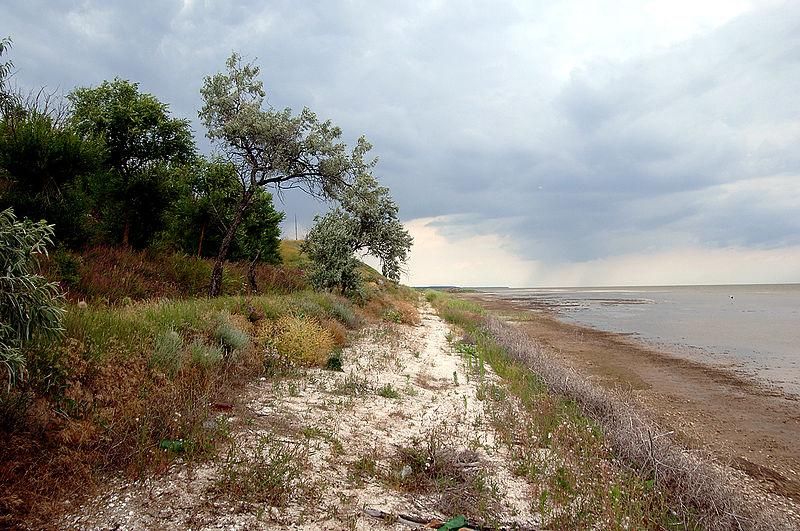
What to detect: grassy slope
<box><xmin>0</xmin><ymin>242</ymin><xmax>418</xmax><ymax>528</ymax></box>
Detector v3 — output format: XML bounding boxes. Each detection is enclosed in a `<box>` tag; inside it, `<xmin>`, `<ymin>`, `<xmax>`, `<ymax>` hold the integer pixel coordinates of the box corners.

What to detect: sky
<box><xmin>4</xmin><ymin>0</ymin><xmax>800</xmax><ymax>286</ymax></box>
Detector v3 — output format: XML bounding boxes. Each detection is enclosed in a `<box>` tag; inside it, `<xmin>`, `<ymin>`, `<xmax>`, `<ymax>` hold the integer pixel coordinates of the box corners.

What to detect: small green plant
<box><xmin>216</xmin><ymin>434</ymin><xmax>311</xmax><ymax>505</ymax></box>
<box><xmin>214</xmin><ymin>312</ymin><xmax>249</xmax><ymax>352</ymax></box>
<box><xmin>325</xmin><ymin>350</ymin><xmax>344</xmax><ymax>371</ymax></box>
<box><xmin>377</xmin><ymin>383</ymin><xmax>400</xmax><ymax>399</ymax></box>
<box><xmin>381</xmin><ymin>308</ymin><xmax>403</xmax><ymax>323</ymax></box>
<box><xmin>150</xmin><ymin>329</ymin><xmax>184</xmax><ymax>375</ymax></box>
<box><xmin>334</xmin><ymin>371</ymin><xmax>370</xmax><ymax>396</ymax></box>
<box><xmin>348</xmin><ymin>451</ymin><xmax>379</xmax><ymax>484</ymax></box>
<box><xmin>187</xmin><ymin>338</ymin><xmax>223</xmax><ymax>368</ymax></box>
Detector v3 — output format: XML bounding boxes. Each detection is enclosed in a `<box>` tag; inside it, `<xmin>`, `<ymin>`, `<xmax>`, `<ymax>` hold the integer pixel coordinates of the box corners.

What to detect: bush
<box><xmin>53</xmin><ymin>249</ymin><xmax>82</xmax><ymax>288</ymax></box>
<box><xmin>213</xmin><ymin>312</ymin><xmax>249</xmax><ymax>352</ymax></box>
<box><xmin>187</xmin><ymin>338</ymin><xmax>224</xmax><ymax>369</ymax></box>
<box><xmin>150</xmin><ymin>329</ymin><xmax>184</xmax><ymax>375</ymax></box>
<box><xmin>329</xmin><ymin>299</ymin><xmax>360</xmax><ymax>329</ymax></box>
<box><xmin>268</xmin><ymin>315</ymin><xmax>334</xmax><ymax>367</ymax></box>
<box><xmin>0</xmin><ymin>208</ymin><xmax>65</xmax><ymax>386</ymax></box>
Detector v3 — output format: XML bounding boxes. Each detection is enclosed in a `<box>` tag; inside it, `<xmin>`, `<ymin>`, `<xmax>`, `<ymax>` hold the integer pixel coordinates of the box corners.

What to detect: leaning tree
<box><xmin>199</xmin><ymin>52</ymin><xmax>374</xmax><ymax>296</ymax></box>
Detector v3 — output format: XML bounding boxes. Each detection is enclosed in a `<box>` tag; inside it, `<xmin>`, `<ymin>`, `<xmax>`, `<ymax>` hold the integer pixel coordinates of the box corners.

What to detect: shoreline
<box><xmin>462</xmin><ymin>292</ymin><xmax>800</xmax><ymax>506</ymax></box>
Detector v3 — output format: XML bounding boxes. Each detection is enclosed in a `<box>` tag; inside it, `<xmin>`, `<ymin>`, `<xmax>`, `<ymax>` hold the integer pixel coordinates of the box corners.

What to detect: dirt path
<box><xmin>62</xmin><ymin>303</ymin><xmax>539</xmax><ymax>530</ymax></box>
<box><xmin>464</xmin><ymin>293</ymin><xmax>800</xmax><ymax>508</ymax></box>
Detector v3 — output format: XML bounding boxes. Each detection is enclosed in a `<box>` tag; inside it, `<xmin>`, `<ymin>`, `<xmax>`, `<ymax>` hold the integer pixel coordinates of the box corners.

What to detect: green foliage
<box><xmin>187</xmin><ymin>338</ymin><xmax>223</xmax><ymax>369</ymax></box>
<box><xmin>0</xmin><ymin>208</ymin><xmax>65</xmax><ymax>386</ymax></box>
<box><xmin>0</xmin><ymin>110</ymin><xmax>103</xmax><ymax>246</ymax></box>
<box><xmin>199</xmin><ymin>52</ymin><xmax>374</xmax><ymax>295</ymax></box>
<box><xmin>199</xmin><ymin>53</ymin><xmax>372</xmax><ymax>201</ymax></box>
<box><xmin>0</xmin><ymin>37</ymin><xmax>14</xmax><ymax>113</ymax></box>
<box><xmin>377</xmin><ymin>383</ymin><xmax>400</xmax><ymax>399</ymax></box>
<box><xmin>303</xmin><ymin>173</ymin><xmax>412</xmax><ymax>293</ymax></box>
<box><xmin>213</xmin><ymin>312</ymin><xmax>249</xmax><ymax>352</ymax></box>
<box><xmin>302</xmin><ymin>211</ymin><xmax>362</xmax><ymax>293</ymax></box>
<box><xmin>151</xmin><ymin>329</ymin><xmax>184</xmax><ymax>375</ymax></box>
<box><xmin>52</xmin><ymin>249</ymin><xmax>81</xmax><ymax>287</ymax></box>
<box><xmin>69</xmin><ymin>78</ymin><xmax>195</xmax><ymax>247</ymax></box>
<box><xmin>161</xmin><ymin>157</ymin><xmax>283</xmax><ymax>264</ymax></box>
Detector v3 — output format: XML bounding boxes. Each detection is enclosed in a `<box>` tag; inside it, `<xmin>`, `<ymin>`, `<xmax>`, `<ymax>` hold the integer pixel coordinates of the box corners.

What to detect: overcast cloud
<box><xmin>4</xmin><ymin>0</ymin><xmax>800</xmax><ymax>286</ymax></box>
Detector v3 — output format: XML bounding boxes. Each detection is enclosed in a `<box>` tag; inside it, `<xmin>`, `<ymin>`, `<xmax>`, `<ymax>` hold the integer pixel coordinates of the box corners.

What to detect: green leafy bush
<box><xmin>0</xmin><ymin>208</ymin><xmax>65</xmax><ymax>387</ymax></box>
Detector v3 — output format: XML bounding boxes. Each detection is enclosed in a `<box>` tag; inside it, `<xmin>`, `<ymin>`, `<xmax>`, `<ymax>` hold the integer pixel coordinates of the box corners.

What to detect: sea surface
<box><xmin>479</xmin><ymin>284</ymin><xmax>800</xmax><ymax>396</ymax></box>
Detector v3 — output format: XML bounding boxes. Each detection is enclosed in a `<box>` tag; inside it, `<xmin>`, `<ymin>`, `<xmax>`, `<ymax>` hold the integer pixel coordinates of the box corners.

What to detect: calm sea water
<box><xmin>480</xmin><ymin>284</ymin><xmax>800</xmax><ymax>396</ymax></box>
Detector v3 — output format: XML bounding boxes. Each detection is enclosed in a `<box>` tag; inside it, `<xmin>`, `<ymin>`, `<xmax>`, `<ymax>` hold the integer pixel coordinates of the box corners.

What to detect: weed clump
<box><xmin>213</xmin><ymin>312</ymin><xmax>249</xmax><ymax>352</ymax></box>
<box><xmin>216</xmin><ymin>435</ymin><xmax>314</xmax><ymax>506</ymax></box>
<box><xmin>267</xmin><ymin>315</ymin><xmax>334</xmax><ymax>367</ymax></box>
<box><xmin>392</xmin><ymin>434</ymin><xmax>500</xmax><ymax>520</ymax></box>
<box><xmin>376</xmin><ymin>383</ymin><xmax>400</xmax><ymax>399</ymax></box>
<box><xmin>150</xmin><ymin>329</ymin><xmax>184</xmax><ymax>375</ymax></box>
<box><xmin>187</xmin><ymin>338</ymin><xmax>224</xmax><ymax>369</ymax></box>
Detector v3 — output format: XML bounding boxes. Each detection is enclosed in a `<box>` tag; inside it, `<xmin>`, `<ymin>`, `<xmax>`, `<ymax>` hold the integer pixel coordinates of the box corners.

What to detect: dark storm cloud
<box><xmin>3</xmin><ymin>1</ymin><xmax>799</xmax><ymax>262</ymax></box>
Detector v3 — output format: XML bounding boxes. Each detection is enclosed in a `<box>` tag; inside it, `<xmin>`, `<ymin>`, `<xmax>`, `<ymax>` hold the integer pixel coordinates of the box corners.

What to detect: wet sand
<box><xmin>463</xmin><ymin>292</ymin><xmax>800</xmax><ymax>504</ymax></box>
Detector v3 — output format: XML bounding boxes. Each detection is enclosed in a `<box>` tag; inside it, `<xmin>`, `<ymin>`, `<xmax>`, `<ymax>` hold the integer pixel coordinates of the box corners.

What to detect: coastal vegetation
<box><xmin>426</xmin><ymin>290</ymin><xmax>787</xmax><ymax>529</ymax></box>
<box><xmin>0</xmin><ymin>38</ymin><xmax>414</xmax><ymax>527</ymax></box>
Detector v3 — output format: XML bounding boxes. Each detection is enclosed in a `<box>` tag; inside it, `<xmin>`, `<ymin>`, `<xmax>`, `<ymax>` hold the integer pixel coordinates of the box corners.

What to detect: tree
<box><xmin>302</xmin><ymin>173</ymin><xmax>412</xmax><ymax>294</ymax></box>
<box><xmin>0</xmin><ymin>110</ymin><xmax>103</xmax><ymax>247</ymax></box>
<box><xmin>0</xmin><ymin>208</ymin><xmax>64</xmax><ymax>388</ymax></box>
<box><xmin>199</xmin><ymin>52</ymin><xmax>374</xmax><ymax>296</ymax></box>
<box><xmin>161</xmin><ymin>157</ymin><xmax>284</xmax><ymax>267</ymax></box>
<box><xmin>69</xmin><ymin>79</ymin><xmax>195</xmax><ymax>247</ymax></box>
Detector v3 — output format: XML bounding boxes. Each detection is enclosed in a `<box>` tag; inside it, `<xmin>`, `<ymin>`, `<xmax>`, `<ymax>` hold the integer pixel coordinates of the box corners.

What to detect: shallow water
<box><xmin>480</xmin><ymin>284</ymin><xmax>800</xmax><ymax>395</ymax></box>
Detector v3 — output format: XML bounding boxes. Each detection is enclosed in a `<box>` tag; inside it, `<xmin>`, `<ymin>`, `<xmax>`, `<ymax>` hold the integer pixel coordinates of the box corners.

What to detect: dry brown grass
<box><xmin>43</xmin><ymin>246</ymin><xmax>306</xmax><ymax>303</ymax></box>
<box><xmin>321</xmin><ymin>318</ymin><xmax>349</xmax><ymax>348</ymax></box>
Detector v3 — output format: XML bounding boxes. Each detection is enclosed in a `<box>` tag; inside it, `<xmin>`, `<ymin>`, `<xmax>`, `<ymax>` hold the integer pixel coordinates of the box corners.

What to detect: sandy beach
<box><xmin>463</xmin><ymin>292</ymin><xmax>800</xmax><ymax>505</ymax></box>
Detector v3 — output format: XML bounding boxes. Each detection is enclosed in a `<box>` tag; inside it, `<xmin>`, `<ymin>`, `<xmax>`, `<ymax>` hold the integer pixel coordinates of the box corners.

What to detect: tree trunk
<box><xmin>209</xmin><ymin>194</ymin><xmax>253</xmax><ymax>297</ymax></box>
<box><xmin>122</xmin><ymin>216</ymin><xmax>130</xmax><ymax>247</ymax></box>
<box><xmin>197</xmin><ymin>222</ymin><xmax>206</xmax><ymax>257</ymax></box>
<box><xmin>247</xmin><ymin>250</ymin><xmax>261</xmax><ymax>294</ymax></box>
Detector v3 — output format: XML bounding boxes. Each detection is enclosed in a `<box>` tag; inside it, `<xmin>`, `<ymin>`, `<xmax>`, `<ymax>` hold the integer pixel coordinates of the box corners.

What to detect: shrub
<box><xmin>0</xmin><ymin>209</ymin><xmax>65</xmax><ymax>387</ymax></box>
<box><xmin>53</xmin><ymin>249</ymin><xmax>82</xmax><ymax>288</ymax></box>
<box><xmin>187</xmin><ymin>339</ymin><xmax>223</xmax><ymax>369</ymax></box>
<box><xmin>377</xmin><ymin>383</ymin><xmax>400</xmax><ymax>399</ymax></box>
<box><xmin>150</xmin><ymin>329</ymin><xmax>184</xmax><ymax>375</ymax></box>
<box><xmin>169</xmin><ymin>253</ymin><xmax>212</xmax><ymax>295</ymax></box>
<box><xmin>216</xmin><ymin>434</ymin><xmax>311</xmax><ymax>505</ymax></box>
<box><xmin>329</xmin><ymin>299</ymin><xmax>360</xmax><ymax>328</ymax></box>
<box><xmin>321</xmin><ymin>318</ymin><xmax>348</xmax><ymax>348</ymax></box>
<box><xmin>269</xmin><ymin>315</ymin><xmax>334</xmax><ymax>367</ymax></box>
<box><xmin>213</xmin><ymin>312</ymin><xmax>249</xmax><ymax>352</ymax></box>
